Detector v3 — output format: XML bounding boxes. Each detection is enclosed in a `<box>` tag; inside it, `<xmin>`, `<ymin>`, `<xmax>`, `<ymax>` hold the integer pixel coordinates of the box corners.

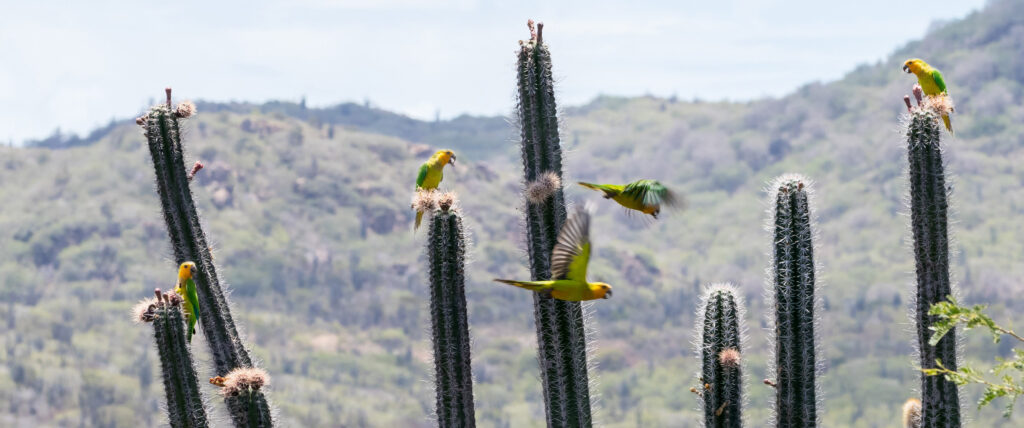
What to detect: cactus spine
<box><xmin>696</xmin><ymin>284</ymin><xmax>744</xmax><ymax>428</ymax></box>
<box><xmin>903</xmin><ymin>398</ymin><xmax>923</xmax><ymax>428</ymax></box>
<box><xmin>217</xmin><ymin>367</ymin><xmax>274</xmax><ymax>427</ymax></box>
<box><xmin>768</xmin><ymin>175</ymin><xmax>819</xmax><ymax>428</ymax></box>
<box><xmin>139</xmin><ymin>289</ymin><xmax>210</xmax><ymax>428</ymax></box>
<box><xmin>515</xmin><ymin>21</ymin><xmax>593</xmax><ymax>427</ymax></box>
<box><xmin>141</xmin><ymin>89</ymin><xmax>274</xmax><ymax>427</ymax></box>
<box><xmin>426</xmin><ymin>193</ymin><xmax>476</xmax><ymax>427</ymax></box>
<box><xmin>905</xmin><ymin>92</ymin><xmax>960</xmax><ymax>428</ymax></box>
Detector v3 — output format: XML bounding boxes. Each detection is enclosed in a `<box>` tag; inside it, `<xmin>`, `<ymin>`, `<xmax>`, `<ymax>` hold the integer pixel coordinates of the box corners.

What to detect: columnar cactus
<box><xmin>767</xmin><ymin>174</ymin><xmax>819</xmax><ymax>428</ymax></box>
<box><xmin>425</xmin><ymin>192</ymin><xmax>476</xmax><ymax>427</ymax></box>
<box><xmin>515</xmin><ymin>21</ymin><xmax>593</xmax><ymax>427</ymax></box>
<box><xmin>905</xmin><ymin>90</ymin><xmax>960</xmax><ymax>428</ymax></box>
<box><xmin>135</xmin><ymin>289</ymin><xmax>210</xmax><ymax>428</ymax></box>
<box><xmin>696</xmin><ymin>284</ymin><xmax>745</xmax><ymax>428</ymax></box>
<box><xmin>214</xmin><ymin>367</ymin><xmax>273</xmax><ymax>427</ymax></box>
<box><xmin>140</xmin><ymin>88</ymin><xmax>274</xmax><ymax>427</ymax></box>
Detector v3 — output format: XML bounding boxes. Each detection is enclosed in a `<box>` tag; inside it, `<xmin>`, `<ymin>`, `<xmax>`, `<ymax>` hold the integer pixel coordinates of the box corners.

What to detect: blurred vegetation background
<box><xmin>2</xmin><ymin>1</ymin><xmax>1024</xmax><ymax>426</ymax></box>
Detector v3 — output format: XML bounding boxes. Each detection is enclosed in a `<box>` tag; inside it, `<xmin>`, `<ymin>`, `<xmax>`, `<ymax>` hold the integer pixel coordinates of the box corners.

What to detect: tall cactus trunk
<box><xmin>905</xmin><ymin>91</ymin><xmax>960</xmax><ymax>428</ymax></box>
<box><xmin>137</xmin><ymin>290</ymin><xmax>210</xmax><ymax>428</ymax></box>
<box><xmin>768</xmin><ymin>175</ymin><xmax>819</xmax><ymax>428</ymax></box>
<box><xmin>141</xmin><ymin>88</ymin><xmax>274</xmax><ymax>427</ymax></box>
<box><xmin>426</xmin><ymin>194</ymin><xmax>476</xmax><ymax>427</ymax></box>
<box><xmin>696</xmin><ymin>284</ymin><xmax>744</xmax><ymax>428</ymax></box>
<box><xmin>515</xmin><ymin>21</ymin><xmax>593</xmax><ymax>428</ymax></box>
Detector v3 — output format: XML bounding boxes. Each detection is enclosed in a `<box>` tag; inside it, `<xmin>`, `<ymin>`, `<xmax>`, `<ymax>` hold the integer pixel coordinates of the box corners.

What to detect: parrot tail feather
<box><xmin>186</xmin><ymin>315</ymin><xmax>197</xmax><ymax>342</ymax></box>
<box><xmin>577</xmin><ymin>182</ymin><xmax>618</xmax><ymax>198</ymax></box>
<box><xmin>942</xmin><ymin>114</ymin><xmax>953</xmax><ymax>133</ymax></box>
<box><xmin>494</xmin><ymin>279</ymin><xmax>549</xmax><ymax>291</ymax></box>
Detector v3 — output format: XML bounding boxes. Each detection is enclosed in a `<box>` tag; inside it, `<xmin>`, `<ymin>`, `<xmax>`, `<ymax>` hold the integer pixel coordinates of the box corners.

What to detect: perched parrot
<box><xmin>903</xmin><ymin>58</ymin><xmax>953</xmax><ymax>133</ymax></box>
<box><xmin>174</xmin><ymin>261</ymin><xmax>200</xmax><ymax>342</ymax></box>
<box><xmin>413</xmin><ymin>149</ymin><xmax>456</xmax><ymax>230</ymax></box>
<box><xmin>577</xmin><ymin>179</ymin><xmax>680</xmax><ymax>219</ymax></box>
<box><xmin>494</xmin><ymin>206</ymin><xmax>613</xmax><ymax>301</ymax></box>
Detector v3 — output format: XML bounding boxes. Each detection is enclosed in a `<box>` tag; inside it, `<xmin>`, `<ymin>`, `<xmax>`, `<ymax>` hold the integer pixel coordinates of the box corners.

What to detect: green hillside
<box><xmin>3</xmin><ymin>1</ymin><xmax>1024</xmax><ymax>426</ymax></box>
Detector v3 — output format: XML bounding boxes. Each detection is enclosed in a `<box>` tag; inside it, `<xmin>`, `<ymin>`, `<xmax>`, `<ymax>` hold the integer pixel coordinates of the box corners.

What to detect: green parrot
<box><xmin>577</xmin><ymin>179</ymin><xmax>681</xmax><ymax>218</ymax></box>
<box><xmin>413</xmin><ymin>149</ymin><xmax>456</xmax><ymax>230</ymax></box>
<box><xmin>493</xmin><ymin>206</ymin><xmax>613</xmax><ymax>301</ymax></box>
<box><xmin>903</xmin><ymin>58</ymin><xmax>953</xmax><ymax>133</ymax></box>
<box><xmin>174</xmin><ymin>262</ymin><xmax>200</xmax><ymax>342</ymax></box>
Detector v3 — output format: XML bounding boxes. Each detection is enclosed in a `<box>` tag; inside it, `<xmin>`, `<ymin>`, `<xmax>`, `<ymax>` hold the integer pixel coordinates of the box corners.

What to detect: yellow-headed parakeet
<box><xmin>174</xmin><ymin>261</ymin><xmax>200</xmax><ymax>342</ymax></box>
<box><xmin>578</xmin><ymin>179</ymin><xmax>680</xmax><ymax>218</ymax></box>
<box><xmin>494</xmin><ymin>206</ymin><xmax>613</xmax><ymax>301</ymax></box>
<box><xmin>413</xmin><ymin>149</ymin><xmax>456</xmax><ymax>230</ymax></box>
<box><xmin>903</xmin><ymin>58</ymin><xmax>954</xmax><ymax>132</ymax></box>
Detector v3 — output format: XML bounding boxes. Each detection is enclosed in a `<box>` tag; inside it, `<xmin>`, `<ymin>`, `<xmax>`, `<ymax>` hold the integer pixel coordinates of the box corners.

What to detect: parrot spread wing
<box><xmin>931</xmin><ymin>69</ymin><xmax>948</xmax><ymax>94</ymax></box>
<box><xmin>622</xmin><ymin>180</ymin><xmax>680</xmax><ymax>209</ymax></box>
<box><xmin>415</xmin><ymin>163</ymin><xmax>429</xmax><ymax>189</ymax></box>
<box><xmin>550</xmin><ymin>207</ymin><xmax>591</xmax><ymax>281</ymax></box>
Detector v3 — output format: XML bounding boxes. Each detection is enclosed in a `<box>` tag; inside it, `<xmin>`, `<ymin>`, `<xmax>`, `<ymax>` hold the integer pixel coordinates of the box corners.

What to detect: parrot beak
<box><xmin>902</xmin><ymin>64</ymin><xmax>910</xmax><ymax>73</ymax></box>
<box><xmin>604</xmin><ymin>290</ymin><xmax>612</xmax><ymax>299</ymax></box>
<box><xmin>450</xmin><ymin>154</ymin><xmax>456</xmax><ymax>165</ymax></box>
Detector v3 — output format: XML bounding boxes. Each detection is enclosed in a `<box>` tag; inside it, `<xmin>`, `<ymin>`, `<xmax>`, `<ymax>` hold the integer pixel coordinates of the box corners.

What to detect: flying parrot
<box><xmin>174</xmin><ymin>261</ymin><xmax>200</xmax><ymax>342</ymax></box>
<box><xmin>494</xmin><ymin>206</ymin><xmax>613</xmax><ymax>301</ymax></box>
<box><xmin>577</xmin><ymin>179</ymin><xmax>680</xmax><ymax>219</ymax></box>
<box><xmin>413</xmin><ymin>149</ymin><xmax>456</xmax><ymax>230</ymax></box>
<box><xmin>903</xmin><ymin>58</ymin><xmax>953</xmax><ymax>133</ymax></box>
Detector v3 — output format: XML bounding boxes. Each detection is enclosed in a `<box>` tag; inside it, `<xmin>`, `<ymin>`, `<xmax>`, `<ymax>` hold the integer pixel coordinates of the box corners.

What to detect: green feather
<box><xmin>931</xmin><ymin>69</ymin><xmax>948</xmax><ymax>94</ymax></box>
<box><xmin>184</xmin><ymin>278</ymin><xmax>200</xmax><ymax>341</ymax></box>
<box><xmin>415</xmin><ymin>163</ymin><xmax>429</xmax><ymax>189</ymax></box>
<box><xmin>621</xmin><ymin>179</ymin><xmax>679</xmax><ymax>208</ymax></box>
<box><xmin>577</xmin><ymin>182</ymin><xmax>622</xmax><ymax>198</ymax></box>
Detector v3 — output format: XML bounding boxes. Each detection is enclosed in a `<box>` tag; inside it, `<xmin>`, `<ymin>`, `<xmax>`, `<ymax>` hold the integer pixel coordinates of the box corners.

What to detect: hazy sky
<box><xmin>0</xmin><ymin>0</ymin><xmax>987</xmax><ymax>144</ymax></box>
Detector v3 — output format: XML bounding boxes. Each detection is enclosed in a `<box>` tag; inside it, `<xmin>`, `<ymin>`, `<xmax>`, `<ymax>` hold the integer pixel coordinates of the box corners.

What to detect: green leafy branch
<box><xmin>923</xmin><ymin>296</ymin><xmax>1024</xmax><ymax>417</ymax></box>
